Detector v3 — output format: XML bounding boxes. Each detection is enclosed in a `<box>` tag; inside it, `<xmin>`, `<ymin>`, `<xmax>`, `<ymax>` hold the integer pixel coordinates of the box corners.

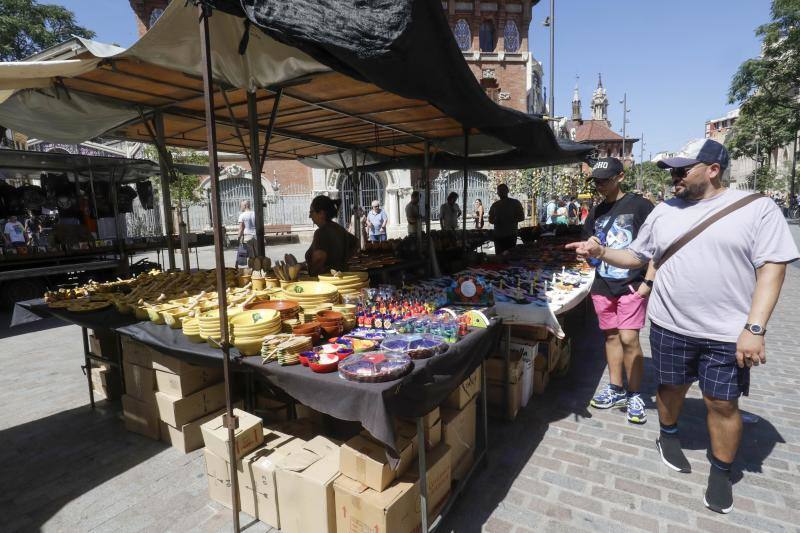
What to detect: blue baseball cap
<box><xmin>657</xmin><ymin>139</ymin><xmax>729</xmax><ymax>170</ymax></box>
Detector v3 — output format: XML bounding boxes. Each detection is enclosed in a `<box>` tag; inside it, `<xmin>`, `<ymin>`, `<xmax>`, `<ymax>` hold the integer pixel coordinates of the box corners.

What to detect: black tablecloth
<box><xmin>13</xmin><ymin>298</ymin><xmax>500</xmax><ymax>456</ymax></box>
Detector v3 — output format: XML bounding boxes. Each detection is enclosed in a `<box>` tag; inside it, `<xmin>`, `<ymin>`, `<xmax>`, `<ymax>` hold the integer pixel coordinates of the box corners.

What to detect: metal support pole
<box><xmin>417</xmin><ymin>417</ymin><xmax>429</xmax><ymax>533</ymax></box>
<box><xmin>424</xmin><ymin>141</ymin><xmax>431</xmax><ymax>237</ymax></box>
<box><xmin>548</xmin><ymin>0</ymin><xmax>555</xmax><ymax>133</ymax></box>
<box><xmin>155</xmin><ymin>112</ymin><xmax>176</xmax><ymax>271</ymax></box>
<box><xmin>462</xmin><ymin>129</ymin><xmax>469</xmax><ymax>249</ymax></box>
<box><xmin>247</xmin><ymin>91</ymin><xmax>266</xmax><ymax>257</ymax></box>
<box><xmin>352</xmin><ymin>148</ymin><xmax>361</xmax><ymax>244</ymax></box>
<box><xmin>109</xmin><ymin>174</ymin><xmax>129</xmax><ymax>274</ymax></box>
<box><xmin>82</xmin><ymin>327</ymin><xmax>95</xmax><ymax>409</ymax></box>
<box><xmin>791</xmin><ymin>129</ymin><xmax>798</xmax><ymax>199</ymax></box>
<box><xmin>198</xmin><ymin>6</ymin><xmax>239</xmax><ymax>532</ymax></box>
<box><xmin>620</xmin><ymin>92</ymin><xmax>627</xmax><ymax>162</ymax></box>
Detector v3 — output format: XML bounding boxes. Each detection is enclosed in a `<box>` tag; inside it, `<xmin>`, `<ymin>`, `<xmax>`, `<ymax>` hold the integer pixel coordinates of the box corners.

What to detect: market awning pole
<box><xmin>198</xmin><ymin>6</ymin><xmax>239</xmax><ymax>533</ymax></box>
<box><xmin>258</xmin><ymin>89</ymin><xmax>283</xmax><ymax>177</ymax></box>
<box><xmin>101</xmin><ymin>164</ymin><xmax>128</xmax><ymax>273</ymax></box>
<box><xmin>462</xmin><ymin>129</ymin><xmax>469</xmax><ymax>249</ymax></box>
<box><xmin>154</xmin><ymin>112</ymin><xmax>176</xmax><ymax>271</ymax></box>
<box><xmin>422</xmin><ymin>140</ymin><xmax>430</xmax><ymax>264</ymax></box>
<box><xmin>247</xmin><ymin>91</ymin><xmax>265</xmax><ymax>258</ymax></box>
<box><xmin>352</xmin><ymin>148</ymin><xmax>361</xmax><ymax>247</ymax></box>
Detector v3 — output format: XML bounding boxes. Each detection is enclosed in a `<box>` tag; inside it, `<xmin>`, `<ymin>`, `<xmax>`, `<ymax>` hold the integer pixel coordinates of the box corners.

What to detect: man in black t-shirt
<box><xmin>582</xmin><ymin>158</ymin><xmax>655</xmax><ymax>424</ymax></box>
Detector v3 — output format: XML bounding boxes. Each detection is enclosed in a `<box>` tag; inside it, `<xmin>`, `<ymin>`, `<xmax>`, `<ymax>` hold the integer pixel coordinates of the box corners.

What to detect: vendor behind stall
<box><xmin>488</xmin><ymin>184</ymin><xmax>525</xmax><ymax>254</ymax></box>
<box><xmin>305</xmin><ymin>195</ymin><xmax>358</xmax><ymax>275</ymax></box>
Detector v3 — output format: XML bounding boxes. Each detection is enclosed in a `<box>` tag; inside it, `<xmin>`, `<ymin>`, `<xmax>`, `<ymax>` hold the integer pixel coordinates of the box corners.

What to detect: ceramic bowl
<box><xmin>234</xmin><ymin>336</ymin><xmax>265</xmax><ymax>356</ymax></box>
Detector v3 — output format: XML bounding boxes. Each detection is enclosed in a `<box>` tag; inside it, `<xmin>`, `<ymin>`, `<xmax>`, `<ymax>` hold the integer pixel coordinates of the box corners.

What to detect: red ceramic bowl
<box><xmin>292</xmin><ymin>321</ymin><xmax>320</xmax><ymax>335</ymax></box>
<box><xmin>316</xmin><ymin>310</ymin><xmax>344</xmax><ymax>322</ymax></box>
<box><xmin>309</xmin><ymin>359</ymin><xmax>339</xmax><ymax>373</ymax></box>
<box><xmin>321</xmin><ymin>324</ymin><xmax>343</xmax><ymax>338</ymax></box>
<box><xmin>299</xmin><ymin>352</ymin><xmax>314</xmax><ymax>367</ymax></box>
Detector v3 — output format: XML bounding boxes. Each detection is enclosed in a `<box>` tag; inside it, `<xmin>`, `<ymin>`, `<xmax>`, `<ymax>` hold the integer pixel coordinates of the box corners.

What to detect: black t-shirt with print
<box><xmin>581</xmin><ymin>193</ymin><xmax>654</xmax><ymax>297</ymax></box>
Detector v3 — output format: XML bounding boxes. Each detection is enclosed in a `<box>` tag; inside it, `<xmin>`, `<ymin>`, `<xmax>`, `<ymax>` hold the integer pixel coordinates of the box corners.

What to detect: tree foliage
<box><xmin>630</xmin><ymin>161</ymin><xmax>671</xmax><ymax>197</ymax></box>
<box><xmin>727</xmin><ymin>0</ymin><xmax>800</xmax><ymax>164</ymax></box>
<box><xmin>143</xmin><ymin>145</ymin><xmax>208</xmax><ymax>206</ymax></box>
<box><xmin>0</xmin><ymin>0</ymin><xmax>95</xmax><ymax>61</ymax></box>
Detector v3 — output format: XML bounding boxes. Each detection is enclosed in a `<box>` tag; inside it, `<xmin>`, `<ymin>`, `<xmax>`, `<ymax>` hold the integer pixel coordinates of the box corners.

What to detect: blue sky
<box><xmin>56</xmin><ymin>0</ymin><xmax>769</xmax><ymax>159</ymax></box>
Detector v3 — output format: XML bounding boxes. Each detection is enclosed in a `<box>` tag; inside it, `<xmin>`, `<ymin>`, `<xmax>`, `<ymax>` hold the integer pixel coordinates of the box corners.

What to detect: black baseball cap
<box><xmin>589</xmin><ymin>157</ymin><xmax>624</xmax><ymax>180</ymax></box>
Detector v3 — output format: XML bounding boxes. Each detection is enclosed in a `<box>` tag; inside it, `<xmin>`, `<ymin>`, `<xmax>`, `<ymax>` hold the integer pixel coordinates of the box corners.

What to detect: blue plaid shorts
<box><xmin>650</xmin><ymin>322</ymin><xmax>749</xmax><ymax>400</ymax></box>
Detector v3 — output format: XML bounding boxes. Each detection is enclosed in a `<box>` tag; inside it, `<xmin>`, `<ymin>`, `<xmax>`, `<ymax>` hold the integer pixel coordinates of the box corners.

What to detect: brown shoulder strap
<box><xmin>654</xmin><ymin>193</ymin><xmax>763</xmax><ymax>269</ymax></box>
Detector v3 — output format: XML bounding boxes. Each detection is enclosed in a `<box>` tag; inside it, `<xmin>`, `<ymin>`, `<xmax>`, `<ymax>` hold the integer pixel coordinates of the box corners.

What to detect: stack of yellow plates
<box><xmin>198</xmin><ymin>307</ymin><xmax>244</xmax><ymax>344</ymax></box>
<box><xmin>279</xmin><ymin>282</ymin><xmax>339</xmax><ymax>309</ymax></box>
<box><xmin>162</xmin><ymin>307</ymin><xmax>191</xmax><ymax>329</ymax></box>
<box><xmin>182</xmin><ymin>317</ymin><xmax>203</xmax><ymax>343</ymax></box>
<box><xmin>231</xmin><ymin>309</ymin><xmax>281</xmax><ymax>337</ymax></box>
<box><xmin>318</xmin><ymin>272</ymin><xmax>369</xmax><ymax>298</ymax></box>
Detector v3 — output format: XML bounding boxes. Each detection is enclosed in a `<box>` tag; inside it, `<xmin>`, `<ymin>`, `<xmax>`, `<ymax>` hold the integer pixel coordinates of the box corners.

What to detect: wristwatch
<box><xmin>643</xmin><ymin>279</ymin><xmax>654</xmax><ymax>288</ymax></box>
<box><xmin>744</xmin><ymin>323</ymin><xmax>766</xmax><ymax>336</ymax></box>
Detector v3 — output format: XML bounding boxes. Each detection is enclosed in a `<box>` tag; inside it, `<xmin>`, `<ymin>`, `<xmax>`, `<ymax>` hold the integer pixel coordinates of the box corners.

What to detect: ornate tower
<box><xmin>129</xmin><ymin>0</ymin><xmax>169</xmax><ymax>37</ymax></box>
<box><xmin>591</xmin><ymin>73</ymin><xmax>609</xmax><ymax>124</ymax></box>
<box><xmin>571</xmin><ymin>76</ymin><xmax>582</xmax><ymax>122</ymax></box>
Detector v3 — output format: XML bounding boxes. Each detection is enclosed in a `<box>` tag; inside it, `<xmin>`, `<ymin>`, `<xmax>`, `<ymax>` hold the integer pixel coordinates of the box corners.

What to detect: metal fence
<box><xmin>423</xmin><ymin>171</ymin><xmax>494</xmax><ymax>222</ymax></box>
<box><xmin>125</xmin><ymin>179</ymin><xmax>314</xmax><ymax>237</ymax></box>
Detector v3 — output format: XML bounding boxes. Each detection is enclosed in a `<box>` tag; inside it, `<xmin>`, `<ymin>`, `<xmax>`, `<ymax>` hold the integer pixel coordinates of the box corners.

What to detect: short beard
<box><xmin>674</xmin><ymin>182</ymin><xmax>706</xmax><ymax>200</ymax></box>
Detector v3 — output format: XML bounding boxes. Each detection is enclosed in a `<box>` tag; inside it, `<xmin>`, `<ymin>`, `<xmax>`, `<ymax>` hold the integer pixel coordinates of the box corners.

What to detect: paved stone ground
<box><xmin>1</xmin><ymin>227</ymin><xmax>798</xmax><ymax>532</ymax></box>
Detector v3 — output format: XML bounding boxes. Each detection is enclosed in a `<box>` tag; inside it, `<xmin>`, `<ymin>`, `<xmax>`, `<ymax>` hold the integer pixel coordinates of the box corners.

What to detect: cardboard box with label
<box><xmin>207</xmin><ymin>474</ymin><xmax>236</xmax><ymax>509</ymax></box>
<box><xmin>160</xmin><ymin>401</ymin><xmax>243</xmax><ymax>454</ymax></box>
<box><xmin>274</xmin><ymin>436</ymin><xmax>341</xmax><ymax>533</ymax></box>
<box><xmin>444</xmin><ymin>366</ymin><xmax>482</xmax><ymax>410</ymax></box>
<box><xmin>123</xmin><ymin>361</ymin><xmax>156</xmax><ymax>403</ymax></box>
<box><xmin>442</xmin><ymin>397</ymin><xmax>477</xmax><ymax>481</ymax></box>
<box><xmin>339</xmin><ymin>433</ymin><xmax>413</xmax><ymax>492</ymax></box>
<box><xmin>122</xmin><ymin>394</ymin><xmax>160</xmax><ymax>440</ymax></box>
<box><xmin>201</xmin><ymin>408</ymin><xmax>264</xmax><ymax>460</ymax></box>
<box><xmin>155</xmin><ymin>365</ymin><xmax>223</xmax><ymax>398</ymax></box>
<box><xmin>333</xmin><ymin>445</ymin><xmax>452</xmax><ymax>533</ymax></box>
<box><xmin>155</xmin><ymin>381</ymin><xmax>226</xmax><ymax>427</ymax></box>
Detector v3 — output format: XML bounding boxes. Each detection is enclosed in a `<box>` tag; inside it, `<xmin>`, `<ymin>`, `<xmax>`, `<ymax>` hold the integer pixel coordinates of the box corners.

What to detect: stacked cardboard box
<box><xmin>152</xmin><ymin>351</ymin><xmax>225</xmax><ymax>453</ymax></box>
<box><xmin>334</xmin><ymin>444</ymin><xmax>452</xmax><ymax>533</ymax></box>
<box><xmin>120</xmin><ymin>337</ymin><xmax>159</xmax><ymax>439</ymax></box>
<box><xmin>487</xmin><ymin>339</ymin><xmax>539</xmax><ymax>419</ymax></box>
<box><xmin>442</xmin><ymin>397</ymin><xmax>477</xmax><ymax>482</ymax></box>
<box><xmin>444</xmin><ymin>366</ymin><xmax>481</xmax><ymax>410</ymax></box>
<box><xmin>201</xmin><ymin>409</ymin><xmax>265</xmax><ymax>512</ymax></box>
<box><xmin>91</xmin><ymin>363</ymin><xmax>121</xmax><ymax>401</ymax></box>
<box><xmin>397</xmin><ymin>407</ymin><xmax>442</xmax><ymax>453</ymax></box>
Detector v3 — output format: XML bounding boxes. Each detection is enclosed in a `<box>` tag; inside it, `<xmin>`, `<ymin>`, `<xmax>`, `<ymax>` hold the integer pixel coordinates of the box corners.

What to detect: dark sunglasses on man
<box><xmin>670</xmin><ymin>163</ymin><xmax>700</xmax><ymax>179</ymax></box>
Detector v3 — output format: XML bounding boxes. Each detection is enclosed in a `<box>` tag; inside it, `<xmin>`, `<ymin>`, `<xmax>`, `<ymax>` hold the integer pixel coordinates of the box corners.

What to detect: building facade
<box><xmin>705</xmin><ymin>109</ymin><xmax>756</xmax><ymax>189</ymax></box>
<box><xmin>562</xmin><ymin>75</ymin><xmax>637</xmax><ymax>167</ymax></box>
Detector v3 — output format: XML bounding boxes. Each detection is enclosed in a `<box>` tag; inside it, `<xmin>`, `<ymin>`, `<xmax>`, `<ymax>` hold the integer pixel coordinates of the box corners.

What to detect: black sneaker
<box><xmin>655</xmin><ymin>434</ymin><xmax>691</xmax><ymax>473</ymax></box>
<box><xmin>704</xmin><ymin>466</ymin><xmax>734</xmax><ymax>514</ymax></box>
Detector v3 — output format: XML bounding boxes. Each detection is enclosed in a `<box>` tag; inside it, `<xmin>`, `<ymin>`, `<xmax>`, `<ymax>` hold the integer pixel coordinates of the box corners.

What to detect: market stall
<box><xmin>1</xmin><ymin>1</ymin><xmax>593</xmax><ymax>531</ymax></box>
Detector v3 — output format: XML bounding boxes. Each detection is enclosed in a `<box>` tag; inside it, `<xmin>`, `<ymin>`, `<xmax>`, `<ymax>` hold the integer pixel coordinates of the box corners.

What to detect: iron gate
<box><xmin>425</xmin><ymin>171</ymin><xmax>493</xmax><ymax>222</ymax></box>
<box><xmin>219</xmin><ymin>177</ymin><xmax>266</xmax><ymax>227</ymax></box>
<box><xmin>338</xmin><ymin>172</ymin><xmax>384</xmax><ymax>230</ymax></box>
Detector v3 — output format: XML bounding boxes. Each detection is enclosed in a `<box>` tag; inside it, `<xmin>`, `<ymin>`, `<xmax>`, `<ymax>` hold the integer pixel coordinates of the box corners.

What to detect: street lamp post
<box><xmin>544</xmin><ymin>0</ymin><xmax>556</xmax><ymax>196</ymax></box>
<box><xmin>619</xmin><ymin>93</ymin><xmax>630</xmax><ymax>164</ymax></box>
<box><xmin>637</xmin><ymin>131</ymin><xmax>645</xmax><ymax>191</ymax></box>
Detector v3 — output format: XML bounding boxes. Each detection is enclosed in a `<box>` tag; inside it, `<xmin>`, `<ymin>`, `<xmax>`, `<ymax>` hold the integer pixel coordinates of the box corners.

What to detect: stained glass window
<box><xmin>453</xmin><ymin>19</ymin><xmax>471</xmax><ymax>51</ymax></box>
<box><xmin>504</xmin><ymin>20</ymin><xmax>520</xmax><ymax>52</ymax></box>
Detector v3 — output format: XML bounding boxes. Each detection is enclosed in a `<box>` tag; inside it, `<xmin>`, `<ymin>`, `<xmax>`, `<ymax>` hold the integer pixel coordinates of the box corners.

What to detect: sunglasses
<box><xmin>670</xmin><ymin>163</ymin><xmax>700</xmax><ymax>179</ymax></box>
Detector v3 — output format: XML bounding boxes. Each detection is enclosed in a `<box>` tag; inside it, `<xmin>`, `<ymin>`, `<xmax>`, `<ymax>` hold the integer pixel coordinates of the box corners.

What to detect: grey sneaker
<box><xmin>590</xmin><ymin>384</ymin><xmax>627</xmax><ymax>409</ymax></box>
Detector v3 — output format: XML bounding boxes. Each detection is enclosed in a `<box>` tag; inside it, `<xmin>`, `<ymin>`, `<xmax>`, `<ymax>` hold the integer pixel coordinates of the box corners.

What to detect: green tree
<box><xmin>143</xmin><ymin>146</ymin><xmax>208</xmax><ymax>206</ymax></box>
<box><xmin>630</xmin><ymin>161</ymin><xmax>671</xmax><ymax>198</ymax></box>
<box><xmin>728</xmin><ymin>0</ymin><xmax>800</xmax><ymax>190</ymax></box>
<box><xmin>0</xmin><ymin>0</ymin><xmax>95</xmax><ymax>61</ymax></box>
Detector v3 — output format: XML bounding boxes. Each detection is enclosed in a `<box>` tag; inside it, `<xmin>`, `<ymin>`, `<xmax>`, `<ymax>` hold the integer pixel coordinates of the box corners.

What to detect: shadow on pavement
<box><xmin>0</xmin><ymin>312</ymin><xmax>69</xmax><ymax>340</ymax></box>
<box><xmin>440</xmin><ymin>303</ymin><xmax>609</xmax><ymax>532</ymax></box>
<box><xmin>0</xmin><ymin>402</ymin><xmax>165</xmax><ymax>532</ymax></box>
<box><xmin>675</xmin><ymin>397</ymin><xmax>785</xmax><ymax>477</ymax></box>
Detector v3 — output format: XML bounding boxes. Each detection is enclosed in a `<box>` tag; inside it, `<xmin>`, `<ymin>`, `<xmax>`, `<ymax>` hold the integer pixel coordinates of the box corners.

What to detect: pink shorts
<box><xmin>591</xmin><ymin>292</ymin><xmax>648</xmax><ymax>331</ymax></box>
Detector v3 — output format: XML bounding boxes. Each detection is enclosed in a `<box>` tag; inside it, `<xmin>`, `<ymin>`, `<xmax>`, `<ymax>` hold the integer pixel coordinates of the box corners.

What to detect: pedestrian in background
<box><xmin>237</xmin><ymin>200</ymin><xmax>256</xmax><ymax>265</ymax></box>
<box><xmin>405</xmin><ymin>191</ymin><xmax>421</xmax><ymax>235</ymax></box>
<box><xmin>567</xmin><ymin>139</ymin><xmax>799</xmax><ymax>514</ymax></box>
<box><xmin>365</xmin><ymin>200</ymin><xmax>388</xmax><ymax>242</ymax></box>
<box><xmin>439</xmin><ymin>192</ymin><xmax>461</xmax><ymax>230</ymax></box>
<box><xmin>488</xmin><ymin>184</ymin><xmax>524</xmax><ymax>254</ymax></box>
<box><xmin>474</xmin><ymin>198</ymin><xmax>484</xmax><ymax>229</ymax></box>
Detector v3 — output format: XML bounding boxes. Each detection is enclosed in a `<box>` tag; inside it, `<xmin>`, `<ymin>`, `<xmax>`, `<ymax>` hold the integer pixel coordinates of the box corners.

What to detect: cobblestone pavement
<box><xmin>1</xmin><ymin>227</ymin><xmax>798</xmax><ymax>532</ymax></box>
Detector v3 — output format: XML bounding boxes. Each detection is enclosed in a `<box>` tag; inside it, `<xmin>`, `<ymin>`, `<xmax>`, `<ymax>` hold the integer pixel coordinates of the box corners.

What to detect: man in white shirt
<box><xmin>567</xmin><ymin>139</ymin><xmax>799</xmax><ymax>514</ymax></box>
<box><xmin>4</xmin><ymin>215</ymin><xmax>27</xmax><ymax>247</ymax></box>
<box><xmin>237</xmin><ymin>200</ymin><xmax>257</xmax><ymax>265</ymax></box>
<box><xmin>365</xmin><ymin>200</ymin><xmax>388</xmax><ymax>241</ymax></box>
<box><xmin>405</xmin><ymin>191</ymin><xmax>421</xmax><ymax>235</ymax></box>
